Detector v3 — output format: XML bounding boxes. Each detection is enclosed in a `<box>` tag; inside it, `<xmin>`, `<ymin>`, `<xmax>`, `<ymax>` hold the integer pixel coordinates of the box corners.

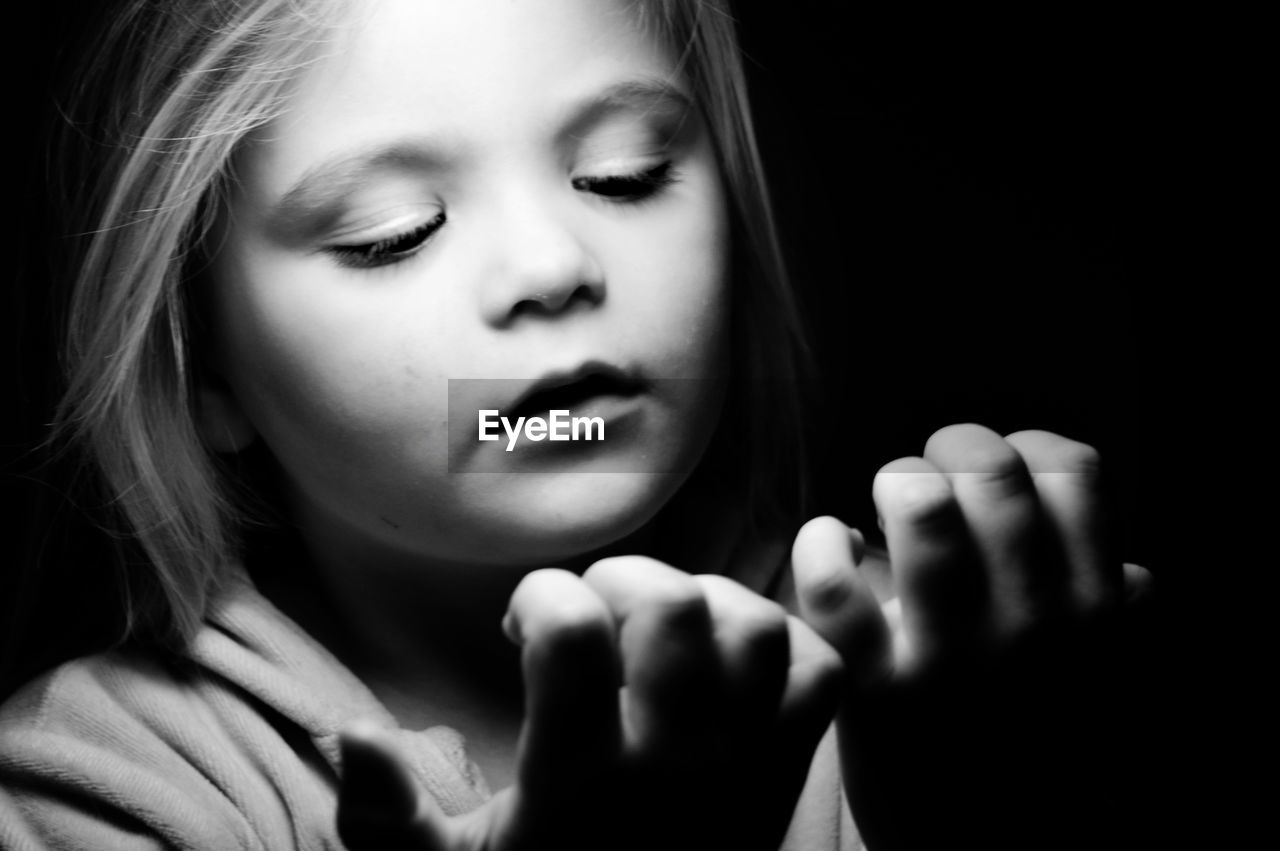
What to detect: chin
<box><xmin>475</xmin><ymin>470</ymin><xmax>684</xmax><ymax>566</ymax></box>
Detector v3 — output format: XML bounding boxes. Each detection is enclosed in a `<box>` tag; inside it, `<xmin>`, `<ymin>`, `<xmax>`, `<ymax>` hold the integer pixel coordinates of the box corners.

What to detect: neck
<box><xmin>246</xmin><ymin>475</ymin><xmax>767</xmax><ymax>790</ymax></box>
<box><xmin>247</xmin><ymin>508</ymin><xmax>676</xmax><ymax>728</ymax></box>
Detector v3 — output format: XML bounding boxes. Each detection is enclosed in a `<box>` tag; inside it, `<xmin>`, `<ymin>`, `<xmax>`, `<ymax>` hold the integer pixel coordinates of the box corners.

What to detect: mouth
<box><xmin>508</xmin><ymin>362</ymin><xmax>645</xmax><ymax>420</ymax></box>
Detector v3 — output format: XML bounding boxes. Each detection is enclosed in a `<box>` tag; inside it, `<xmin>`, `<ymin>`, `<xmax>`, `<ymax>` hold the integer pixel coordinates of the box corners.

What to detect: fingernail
<box><xmin>501</xmin><ymin>608</ymin><xmax>520</xmax><ymax>644</ymax></box>
<box><xmin>847</xmin><ymin>527</ymin><xmax>866</xmax><ymax>563</ymax></box>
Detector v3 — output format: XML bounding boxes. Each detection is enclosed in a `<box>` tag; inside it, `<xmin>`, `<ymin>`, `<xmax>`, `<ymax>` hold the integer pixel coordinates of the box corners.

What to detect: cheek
<box><xmin>208</xmin><ymin>250</ymin><xmax>454</xmax><ymax>486</ymax></box>
<box><xmin>607</xmin><ymin>175</ymin><xmax>732</xmax><ymax>375</ymax></box>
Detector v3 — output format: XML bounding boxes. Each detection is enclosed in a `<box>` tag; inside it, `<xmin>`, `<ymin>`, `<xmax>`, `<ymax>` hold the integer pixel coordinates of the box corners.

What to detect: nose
<box><xmin>479</xmin><ymin>192</ymin><xmax>605</xmax><ymax>327</ymax></box>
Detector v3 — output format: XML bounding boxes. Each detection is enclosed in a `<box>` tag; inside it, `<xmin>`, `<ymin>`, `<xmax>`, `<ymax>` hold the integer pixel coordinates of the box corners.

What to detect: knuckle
<box><xmin>1008</xmin><ymin>429</ymin><xmax>1102</xmax><ymax>484</ymax></box>
<box><xmin>650</xmin><ymin>581</ymin><xmax>710</xmax><ymax>631</ymax></box>
<box><xmin>804</xmin><ymin>644</ymin><xmax>847</xmax><ymax>700</ymax></box>
<box><xmin>515</xmin><ymin>566</ymin><xmax>576</xmax><ymax>594</ymax></box>
<box><xmin>734</xmin><ymin>605</ymin><xmax>790</xmax><ymax>654</ymax></box>
<box><xmin>537</xmin><ymin>600</ymin><xmax>611</xmax><ymax>649</ymax></box>
<box><xmin>957</xmin><ymin>444</ymin><xmax>1030</xmax><ymax>500</ymax></box>
<box><xmin>927</xmin><ymin>422</ymin><xmax>994</xmax><ymax>449</ymax></box>
<box><xmin>746</xmin><ymin>597</ymin><xmax>790</xmax><ymax>632</ymax></box>
<box><xmin>798</xmin><ymin>564</ymin><xmax>857</xmax><ymax>614</ymax></box>
<box><xmin>1049</xmin><ymin>439</ymin><xmax>1102</xmax><ymax>481</ymax></box>
<box><xmin>928</xmin><ymin>424</ymin><xmax>1033</xmax><ymax>495</ymax></box>
<box><xmin>991</xmin><ymin>605</ymin><xmax>1045</xmax><ymax>649</ymax></box>
<box><xmin>583</xmin><ymin>554</ymin><xmax>668</xmax><ymax>584</ymax></box>
<box><xmin>883</xmin><ymin>473</ymin><xmax>956</xmax><ymax>528</ymax></box>
<box><xmin>961</xmin><ymin>438</ymin><xmax>1025</xmax><ymax>479</ymax></box>
<box><xmin>814</xmin><ymin>648</ymin><xmax>846</xmax><ymax>685</ymax></box>
<box><xmin>1074</xmin><ymin>581</ymin><xmax>1115</xmax><ymax>614</ymax></box>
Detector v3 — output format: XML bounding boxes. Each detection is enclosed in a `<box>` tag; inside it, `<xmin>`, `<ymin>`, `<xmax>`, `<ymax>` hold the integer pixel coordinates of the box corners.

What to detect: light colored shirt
<box><xmin>0</xmin><ymin>569</ymin><xmax>859</xmax><ymax>850</ymax></box>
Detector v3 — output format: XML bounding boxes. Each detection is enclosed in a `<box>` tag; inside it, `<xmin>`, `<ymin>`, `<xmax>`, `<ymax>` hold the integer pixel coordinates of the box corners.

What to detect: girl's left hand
<box><xmin>791</xmin><ymin>424</ymin><xmax>1153</xmax><ymax>851</ymax></box>
<box><xmin>334</xmin><ymin>557</ymin><xmax>845</xmax><ymax>851</ymax></box>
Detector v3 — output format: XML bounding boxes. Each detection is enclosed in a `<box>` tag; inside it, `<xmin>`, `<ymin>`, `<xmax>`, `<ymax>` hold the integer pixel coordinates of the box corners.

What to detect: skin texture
<box><xmin>205</xmin><ymin>0</ymin><xmax>730</xmax><ymax>570</ymax></box>
<box><xmin>338</xmin><ymin>560</ymin><xmax>845</xmax><ymax>851</ymax></box>
<box><xmin>198</xmin><ymin>0</ymin><xmax>1152</xmax><ymax>847</ymax></box>
<box><xmin>205</xmin><ymin>0</ymin><xmax>847</xmax><ymax>842</ymax></box>
<box><xmin>792</xmin><ymin>425</ymin><xmax>1151</xmax><ymax>851</ymax></box>
<box><xmin>336</xmin><ymin>424</ymin><xmax>1151</xmax><ymax>851</ymax></box>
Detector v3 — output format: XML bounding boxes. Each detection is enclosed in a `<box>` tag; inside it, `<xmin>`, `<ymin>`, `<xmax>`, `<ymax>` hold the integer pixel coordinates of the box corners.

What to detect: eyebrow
<box><xmin>265</xmin><ymin>145</ymin><xmax>452</xmax><ymax>241</ymax></box>
<box><xmin>556</xmin><ymin>77</ymin><xmax>694</xmax><ymax>144</ymax></box>
<box><xmin>264</xmin><ymin>77</ymin><xmax>694</xmax><ymax>238</ymax></box>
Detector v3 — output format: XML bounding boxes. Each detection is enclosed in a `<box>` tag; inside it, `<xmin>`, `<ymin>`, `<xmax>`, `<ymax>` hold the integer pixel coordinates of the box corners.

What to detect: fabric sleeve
<box><xmin>0</xmin><ymin>656</ymin><xmax>341</xmax><ymax>850</ymax></box>
<box><xmin>780</xmin><ymin>723</ymin><xmax>863</xmax><ymax>851</ymax></box>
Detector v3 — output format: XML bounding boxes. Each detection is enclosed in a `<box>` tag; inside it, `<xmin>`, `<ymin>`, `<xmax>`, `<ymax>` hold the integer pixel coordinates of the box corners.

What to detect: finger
<box><xmin>777</xmin><ymin>615</ymin><xmax>844</xmax><ymax>746</ymax></box>
<box><xmin>1004</xmin><ymin>430</ymin><xmax>1119</xmax><ymax>611</ymax></box>
<box><xmin>924</xmin><ymin>423</ymin><xmax>1056</xmax><ymax>636</ymax></box>
<box><xmin>581</xmin><ymin>556</ymin><xmax>720</xmax><ymax>758</ymax></box>
<box><xmin>790</xmin><ymin>516</ymin><xmax>891</xmax><ymax>687</ymax></box>
<box><xmin>872</xmin><ymin>458</ymin><xmax>984</xmax><ymax>668</ymax></box>
<box><xmin>1122</xmin><ymin>562</ymin><xmax>1154</xmax><ymax>605</ymax></box>
<box><xmin>690</xmin><ymin>574</ymin><xmax>790</xmax><ymax>738</ymax></box>
<box><xmin>505</xmin><ymin>569</ymin><xmax>622</xmax><ymax>800</ymax></box>
<box><xmin>337</xmin><ymin>721</ymin><xmax>448</xmax><ymax>850</ymax></box>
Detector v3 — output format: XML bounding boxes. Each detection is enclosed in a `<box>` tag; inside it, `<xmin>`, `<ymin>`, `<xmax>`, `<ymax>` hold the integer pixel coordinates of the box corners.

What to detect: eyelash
<box><xmin>327</xmin><ymin>161</ymin><xmax>677</xmax><ymax>270</ymax></box>
<box><xmin>329</xmin><ymin>212</ymin><xmax>446</xmax><ymax>270</ymax></box>
<box><xmin>571</xmin><ymin>160</ymin><xmax>677</xmax><ymax>201</ymax></box>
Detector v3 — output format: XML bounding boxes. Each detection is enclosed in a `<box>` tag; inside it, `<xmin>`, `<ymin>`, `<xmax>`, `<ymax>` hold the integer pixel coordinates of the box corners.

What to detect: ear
<box><xmin>196</xmin><ymin>382</ymin><xmax>257</xmax><ymax>454</ymax></box>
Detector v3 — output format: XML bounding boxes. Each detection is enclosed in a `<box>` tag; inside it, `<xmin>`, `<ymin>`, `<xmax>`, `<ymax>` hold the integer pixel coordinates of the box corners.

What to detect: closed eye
<box><xmin>571</xmin><ymin>161</ymin><xmax>676</xmax><ymax>202</ymax></box>
<box><xmin>328</xmin><ymin>211</ymin><xmax>446</xmax><ymax>269</ymax></box>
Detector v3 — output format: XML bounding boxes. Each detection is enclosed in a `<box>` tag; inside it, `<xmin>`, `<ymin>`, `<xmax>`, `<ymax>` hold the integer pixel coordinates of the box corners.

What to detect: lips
<box><xmin>508</xmin><ymin>362</ymin><xmax>644</xmax><ymax>420</ymax></box>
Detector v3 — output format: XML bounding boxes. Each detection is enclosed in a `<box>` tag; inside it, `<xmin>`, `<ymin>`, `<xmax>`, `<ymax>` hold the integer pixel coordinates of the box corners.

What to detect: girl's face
<box><xmin>206</xmin><ymin>0</ymin><xmax>730</xmax><ymax>567</ymax></box>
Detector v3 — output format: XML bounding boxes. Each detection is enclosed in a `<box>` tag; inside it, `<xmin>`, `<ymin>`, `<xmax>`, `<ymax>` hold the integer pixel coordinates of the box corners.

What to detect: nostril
<box><xmin>511</xmin><ymin>282</ymin><xmax>601</xmax><ymax>318</ymax></box>
<box><xmin>565</xmin><ymin>281</ymin><xmax>603</xmax><ymax>308</ymax></box>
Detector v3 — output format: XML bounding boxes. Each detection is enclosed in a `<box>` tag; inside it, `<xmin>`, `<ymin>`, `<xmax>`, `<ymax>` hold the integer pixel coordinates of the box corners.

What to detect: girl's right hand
<box><xmin>790</xmin><ymin>426</ymin><xmax>1154</xmax><ymax>850</ymax></box>
<box><xmin>336</xmin><ymin>557</ymin><xmax>844</xmax><ymax>851</ymax></box>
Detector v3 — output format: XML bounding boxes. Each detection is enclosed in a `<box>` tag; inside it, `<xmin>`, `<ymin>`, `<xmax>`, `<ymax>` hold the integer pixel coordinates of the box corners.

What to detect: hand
<box><xmin>791</xmin><ymin>425</ymin><xmax>1153</xmax><ymax>851</ymax></box>
<box><xmin>337</xmin><ymin>557</ymin><xmax>844</xmax><ymax>851</ymax></box>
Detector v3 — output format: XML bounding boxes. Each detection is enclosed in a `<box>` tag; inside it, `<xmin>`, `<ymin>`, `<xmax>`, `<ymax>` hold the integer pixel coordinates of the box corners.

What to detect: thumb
<box><xmin>790</xmin><ymin>516</ymin><xmax>892</xmax><ymax>691</ymax></box>
<box><xmin>337</xmin><ymin>721</ymin><xmax>450</xmax><ymax>850</ymax></box>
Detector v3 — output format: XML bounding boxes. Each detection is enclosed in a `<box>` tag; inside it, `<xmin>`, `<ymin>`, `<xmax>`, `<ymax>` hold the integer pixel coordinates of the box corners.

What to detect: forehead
<box><xmin>238</xmin><ymin>0</ymin><xmax>683</xmax><ymax>198</ymax></box>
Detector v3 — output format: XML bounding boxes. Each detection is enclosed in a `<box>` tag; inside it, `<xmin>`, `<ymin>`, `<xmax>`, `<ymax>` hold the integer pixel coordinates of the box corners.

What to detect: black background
<box><xmin>728</xmin><ymin>8</ymin><xmax>1205</xmax><ymax>843</ymax></box>
<box><xmin>10</xmin><ymin>2</ymin><xmax>1166</xmax><ymax>569</ymax></box>
<box><xmin>733</xmin><ymin>4</ymin><xmax>1160</xmax><ymax>556</ymax></box>
<box><xmin>7</xmin><ymin>1</ymin><xmax>1204</xmax><ymax>845</ymax></box>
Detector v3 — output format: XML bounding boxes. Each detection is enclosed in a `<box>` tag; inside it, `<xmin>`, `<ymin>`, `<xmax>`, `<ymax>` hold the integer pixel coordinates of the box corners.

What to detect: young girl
<box><xmin>2</xmin><ymin>0</ymin><xmax>1152</xmax><ymax>848</ymax></box>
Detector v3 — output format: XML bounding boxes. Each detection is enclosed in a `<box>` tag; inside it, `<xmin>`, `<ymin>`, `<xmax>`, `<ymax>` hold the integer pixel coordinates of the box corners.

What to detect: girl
<box><xmin>2</xmin><ymin>0</ymin><xmax>1152</xmax><ymax>849</ymax></box>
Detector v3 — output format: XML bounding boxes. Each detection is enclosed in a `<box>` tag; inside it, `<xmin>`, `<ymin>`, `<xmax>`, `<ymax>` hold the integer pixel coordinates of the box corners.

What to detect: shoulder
<box><xmin>0</xmin><ymin>647</ymin><xmax>205</xmax><ymax>785</ymax></box>
<box><xmin>0</xmin><ymin>640</ymin><xmax>340</xmax><ymax>849</ymax></box>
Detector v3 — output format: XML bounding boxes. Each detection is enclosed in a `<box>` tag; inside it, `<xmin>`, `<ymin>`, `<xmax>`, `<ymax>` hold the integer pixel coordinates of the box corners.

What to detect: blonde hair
<box><xmin>51</xmin><ymin>0</ymin><xmax>809</xmax><ymax>646</ymax></box>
